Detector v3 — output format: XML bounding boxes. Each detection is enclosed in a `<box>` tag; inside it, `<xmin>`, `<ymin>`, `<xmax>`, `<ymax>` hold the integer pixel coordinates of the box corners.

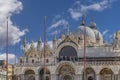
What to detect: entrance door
<box><xmin>25</xmin><ymin>75</ymin><xmax>35</xmax><ymax>80</ymax></box>
<box><xmin>63</xmin><ymin>75</ymin><xmax>73</xmax><ymax>80</ymax></box>
<box><xmin>88</xmin><ymin>76</ymin><xmax>93</xmax><ymax>80</ymax></box>
<box><xmin>29</xmin><ymin>76</ymin><xmax>35</xmax><ymax>80</ymax></box>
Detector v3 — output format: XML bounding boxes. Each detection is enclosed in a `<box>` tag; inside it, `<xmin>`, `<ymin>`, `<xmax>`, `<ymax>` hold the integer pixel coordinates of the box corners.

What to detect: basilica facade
<box><xmin>14</xmin><ymin>18</ymin><xmax>120</xmax><ymax>80</ymax></box>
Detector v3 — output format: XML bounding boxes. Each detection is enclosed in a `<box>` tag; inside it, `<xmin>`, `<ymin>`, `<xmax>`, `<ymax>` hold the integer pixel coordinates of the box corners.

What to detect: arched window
<box><xmin>46</xmin><ymin>59</ymin><xmax>49</xmax><ymax>63</ymax></box>
<box><xmin>32</xmin><ymin>59</ymin><xmax>34</xmax><ymax>63</ymax></box>
<box><xmin>83</xmin><ymin>68</ymin><xmax>95</xmax><ymax>80</ymax></box>
<box><xmin>59</xmin><ymin>46</ymin><xmax>77</xmax><ymax>57</ymax></box>
<box><xmin>100</xmin><ymin>68</ymin><xmax>113</xmax><ymax>80</ymax></box>
<box><xmin>20</xmin><ymin>59</ymin><xmax>22</xmax><ymax>63</ymax></box>
<box><xmin>24</xmin><ymin>70</ymin><xmax>35</xmax><ymax>80</ymax></box>
<box><xmin>58</xmin><ymin>64</ymin><xmax>75</xmax><ymax>80</ymax></box>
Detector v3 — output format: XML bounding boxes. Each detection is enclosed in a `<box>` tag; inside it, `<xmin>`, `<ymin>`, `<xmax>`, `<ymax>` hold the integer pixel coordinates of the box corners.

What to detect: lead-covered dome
<box><xmin>89</xmin><ymin>22</ymin><xmax>96</xmax><ymax>29</ymax></box>
<box><xmin>72</xmin><ymin>25</ymin><xmax>96</xmax><ymax>43</ymax></box>
<box><xmin>89</xmin><ymin>21</ymin><xmax>103</xmax><ymax>41</ymax></box>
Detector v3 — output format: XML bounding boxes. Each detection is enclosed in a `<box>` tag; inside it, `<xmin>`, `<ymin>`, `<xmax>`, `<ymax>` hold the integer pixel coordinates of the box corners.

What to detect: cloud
<box><xmin>50</xmin><ymin>30</ymin><xmax>61</xmax><ymax>35</ymax></box>
<box><xmin>48</xmin><ymin>19</ymin><xmax>68</xmax><ymax>35</ymax></box>
<box><xmin>0</xmin><ymin>53</ymin><xmax>17</xmax><ymax>64</ymax></box>
<box><xmin>68</xmin><ymin>0</ymin><xmax>115</xmax><ymax>20</ymax></box>
<box><xmin>102</xmin><ymin>29</ymin><xmax>114</xmax><ymax>43</ymax></box>
<box><xmin>102</xmin><ymin>29</ymin><xmax>109</xmax><ymax>36</ymax></box>
<box><xmin>81</xmin><ymin>0</ymin><xmax>111</xmax><ymax>12</ymax></box>
<box><xmin>68</xmin><ymin>8</ymin><xmax>82</xmax><ymax>21</ymax></box>
<box><xmin>68</xmin><ymin>1</ymin><xmax>82</xmax><ymax>20</ymax></box>
<box><xmin>109</xmin><ymin>34</ymin><xmax>113</xmax><ymax>39</ymax></box>
<box><xmin>49</xmin><ymin>19</ymin><xmax>68</xmax><ymax>30</ymax></box>
<box><xmin>52</xmin><ymin>14</ymin><xmax>62</xmax><ymax>23</ymax></box>
<box><xmin>0</xmin><ymin>0</ymin><xmax>28</xmax><ymax>48</ymax></box>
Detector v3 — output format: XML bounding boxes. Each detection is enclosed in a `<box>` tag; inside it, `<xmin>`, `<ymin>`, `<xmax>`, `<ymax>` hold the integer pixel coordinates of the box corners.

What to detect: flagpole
<box><xmin>6</xmin><ymin>17</ymin><xmax>8</xmax><ymax>80</ymax></box>
<box><xmin>83</xmin><ymin>14</ymin><xmax>86</xmax><ymax>80</ymax></box>
<box><xmin>44</xmin><ymin>16</ymin><xmax>46</xmax><ymax>80</ymax></box>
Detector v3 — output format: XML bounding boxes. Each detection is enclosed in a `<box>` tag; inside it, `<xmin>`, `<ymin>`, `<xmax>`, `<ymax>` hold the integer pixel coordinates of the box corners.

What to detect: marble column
<box><xmin>96</xmin><ymin>74</ymin><xmax>100</xmax><ymax>80</ymax></box>
<box><xmin>79</xmin><ymin>74</ymin><xmax>83</xmax><ymax>80</ymax></box>
<box><xmin>51</xmin><ymin>74</ymin><xmax>57</xmax><ymax>80</ymax></box>
<box><xmin>118</xmin><ymin>74</ymin><xmax>120</xmax><ymax>80</ymax></box>
<box><xmin>114</xmin><ymin>74</ymin><xmax>118</xmax><ymax>80</ymax></box>
<box><xmin>35</xmin><ymin>74</ymin><xmax>39</xmax><ymax>80</ymax></box>
<box><xmin>112</xmin><ymin>74</ymin><xmax>114</xmax><ymax>80</ymax></box>
<box><xmin>75</xmin><ymin>74</ymin><xmax>81</xmax><ymax>80</ymax></box>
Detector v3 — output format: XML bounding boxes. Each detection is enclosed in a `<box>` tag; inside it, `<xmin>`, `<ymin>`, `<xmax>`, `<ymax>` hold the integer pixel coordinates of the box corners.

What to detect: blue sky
<box><xmin>0</xmin><ymin>0</ymin><xmax>120</xmax><ymax>63</ymax></box>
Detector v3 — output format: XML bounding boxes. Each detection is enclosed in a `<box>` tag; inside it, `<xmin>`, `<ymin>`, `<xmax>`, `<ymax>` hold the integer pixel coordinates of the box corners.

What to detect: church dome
<box><xmin>89</xmin><ymin>21</ymin><xmax>103</xmax><ymax>41</ymax></box>
<box><xmin>73</xmin><ymin>25</ymin><xmax>96</xmax><ymax>42</ymax></box>
<box><xmin>89</xmin><ymin>22</ymin><xmax>96</xmax><ymax>29</ymax></box>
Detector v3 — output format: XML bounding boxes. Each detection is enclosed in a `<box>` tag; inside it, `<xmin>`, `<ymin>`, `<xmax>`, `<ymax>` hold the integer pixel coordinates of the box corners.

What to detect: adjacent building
<box><xmin>0</xmin><ymin>60</ymin><xmax>7</xmax><ymax>80</ymax></box>
<box><xmin>8</xmin><ymin>64</ymin><xmax>14</xmax><ymax>80</ymax></box>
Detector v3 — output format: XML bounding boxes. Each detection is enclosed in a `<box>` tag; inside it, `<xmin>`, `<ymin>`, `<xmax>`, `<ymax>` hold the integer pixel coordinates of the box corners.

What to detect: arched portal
<box><xmin>83</xmin><ymin>67</ymin><xmax>95</xmax><ymax>80</ymax></box>
<box><xmin>100</xmin><ymin>68</ymin><xmax>113</xmax><ymax>80</ymax></box>
<box><xmin>58</xmin><ymin>64</ymin><xmax>75</xmax><ymax>80</ymax></box>
<box><xmin>88</xmin><ymin>76</ymin><xmax>93</xmax><ymax>80</ymax></box>
<box><xmin>24</xmin><ymin>69</ymin><xmax>35</xmax><ymax>80</ymax></box>
<box><xmin>62</xmin><ymin>75</ymin><xmax>73</xmax><ymax>80</ymax></box>
<box><xmin>39</xmin><ymin>68</ymin><xmax>50</xmax><ymax>80</ymax></box>
<box><xmin>59</xmin><ymin>46</ymin><xmax>77</xmax><ymax>57</ymax></box>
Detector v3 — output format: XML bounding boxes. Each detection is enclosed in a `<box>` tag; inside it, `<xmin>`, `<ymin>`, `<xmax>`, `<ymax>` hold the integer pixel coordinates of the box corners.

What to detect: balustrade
<box><xmin>16</xmin><ymin>57</ymin><xmax>120</xmax><ymax>67</ymax></box>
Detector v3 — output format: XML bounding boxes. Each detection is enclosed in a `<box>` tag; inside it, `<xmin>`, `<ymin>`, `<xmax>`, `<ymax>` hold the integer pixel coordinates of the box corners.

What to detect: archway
<box><xmin>100</xmin><ymin>68</ymin><xmax>113</xmax><ymax>80</ymax></box>
<box><xmin>39</xmin><ymin>68</ymin><xmax>50</xmax><ymax>80</ymax></box>
<box><xmin>59</xmin><ymin>46</ymin><xmax>77</xmax><ymax>57</ymax></box>
<box><xmin>88</xmin><ymin>76</ymin><xmax>93</xmax><ymax>80</ymax></box>
<box><xmin>62</xmin><ymin>75</ymin><xmax>73</xmax><ymax>80</ymax></box>
<box><xmin>24</xmin><ymin>69</ymin><xmax>35</xmax><ymax>80</ymax></box>
<box><xmin>58</xmin><ymin>64</ymin><xmax>75</xmax><ymax>80</ymax></box>
<box><xmin>83</xmin><ymin>67</ymin><xmax>95</xmax><ymax>80</ymax></box>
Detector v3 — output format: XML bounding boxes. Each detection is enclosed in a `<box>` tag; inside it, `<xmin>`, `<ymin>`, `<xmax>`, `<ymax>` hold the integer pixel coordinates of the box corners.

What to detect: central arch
<box><xmin>62</xmin><ymin>74</ymin><xmax>73</xmax><ymax>80</ymax></box>
<box><xmin>24</xmin><ymin>69</ymin><xmax>35</xmax><ymax>80</ymax></box>
<box><xmin>88</xmin><ymin>76</ymin><xmax>93</xmax><ymax>80</ymax></box>
<box><xmin>59</xmin><ymin>46</ymin><xmax>77</xmax><ymax>57</ymax></box>
<box><xmin>57</xmin><ymin>64</ymin><xmax>75</xmax><ymax>80</ymax></box>
<box><xmin>100</xmin><ymin>68</ymin><xmax>113</xmax><ymax>80</ymax></box>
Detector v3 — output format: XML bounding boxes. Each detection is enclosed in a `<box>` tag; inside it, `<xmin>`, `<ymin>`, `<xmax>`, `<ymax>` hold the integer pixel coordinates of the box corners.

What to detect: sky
<box><xmin>0</xmin><ymin>0</ymin><xmax>120</xmax><ymax>64</ymax></box>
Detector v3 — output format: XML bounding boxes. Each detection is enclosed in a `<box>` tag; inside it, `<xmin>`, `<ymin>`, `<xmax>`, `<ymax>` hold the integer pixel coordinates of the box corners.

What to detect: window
<box><xmin>20</xmin><ymin>59</ymin><xmax>22</xmax><ymax>63</ymax></box>
<box><xmin>32</xmin><ymin>59</ymin><xmax>34</xmax><ymax>63</ymax></box>
<box><xmin>46</xmin><ymin>59</ymin><xmax>49</xmax><ymax>63</ymax></box>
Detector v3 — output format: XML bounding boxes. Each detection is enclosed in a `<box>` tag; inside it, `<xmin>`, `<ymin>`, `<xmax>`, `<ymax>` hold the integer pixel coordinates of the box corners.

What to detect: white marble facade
<box><xmin>14</xmin><ymin>19</ymin><xmax>120</xmax><ymax>80</ymax></box>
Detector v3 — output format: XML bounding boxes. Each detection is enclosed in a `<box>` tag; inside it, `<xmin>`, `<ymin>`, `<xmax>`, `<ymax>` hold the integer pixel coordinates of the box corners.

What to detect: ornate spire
<box><xmin>37</xmin><ymin>37</ymin><xmax>42</xmax><ymax>51</ymax></box>
<box><xmin>66</xmin><ymin>24</ymin><xmax>70</xmax><ymax>36</ymax></box>
<box><xmin>81</xmin><ymin>14</ymin><xmax>86</xmax><ymax>26</ymax></box>
<box><xmin>53</xmin><ymin>34</ymin><xmax>57</xmax><ymax>41</ymax></box>
<box><xmin>30</xmin><ymin>40</ymin><xmax>35</xmax><ymax>50</ymax></box>
<box><xmin>96</xmin><ymin>32</ymin><xmax>100</xmax><ymax>40</ymax></box>
<box><xmin>23</xmin><ymin>37</ymin><xmax>27</xmax><ymax>47</ymax></box>
<box><xmin>38</xmin><ymin>37</ymin><xmax>42</xmax><ymax>42</ymax></box>
<box><xmin>53</xmin><ymin>34</ymin><xmax>57</xmax><ymax>49</ymax></box>
<box><xmin>22</xmin><ymin>37</ymin><xmax>28</xmax><ymax>54</ymax></box>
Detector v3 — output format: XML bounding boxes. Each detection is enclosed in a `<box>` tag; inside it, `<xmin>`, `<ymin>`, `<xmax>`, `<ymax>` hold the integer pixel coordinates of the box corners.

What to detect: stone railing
<box><xmin>57</xmin><ymin>56</ymin><xmax>120</xmax><ymax>65</ymax></box>
<box><xmin>75</xmin><ymin>61</ymin><xmax>120</xmax><ymax>65</ymax></box>
<box><xmin>15</xmin><ymin>56</ymin><xmax>120</xmax><ymax>67</ymax></box>
<box><xmin>15</xmin><ymin>61</ymin><xmax>56</xmax><ymax>67</ymax></box>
